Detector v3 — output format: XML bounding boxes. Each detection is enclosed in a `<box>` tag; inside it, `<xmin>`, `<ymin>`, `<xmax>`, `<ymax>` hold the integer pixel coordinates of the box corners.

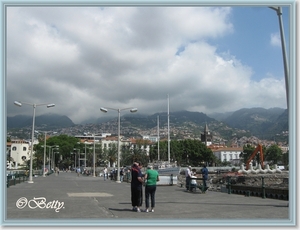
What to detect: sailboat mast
<box><xmin>157</xmin><ymin>115</ymin><xmax>160</xmax><ymax>161</ymax></box>
<box><xmin>167</xmin><ymin>94</ymin><xmax>170</xmax><ymax>163</ymax></box>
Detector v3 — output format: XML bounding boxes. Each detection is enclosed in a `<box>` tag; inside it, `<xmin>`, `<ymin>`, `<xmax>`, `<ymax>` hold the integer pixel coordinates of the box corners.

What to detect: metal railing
<box><xmin>226</xmin><ymin>176</ymin><xmax>289</xmax><ymax>200</ymax></box>
<box><xmin>6</xmin><ymin>172</ymin><xmax>28</xmax><ymax>188</ymax></box>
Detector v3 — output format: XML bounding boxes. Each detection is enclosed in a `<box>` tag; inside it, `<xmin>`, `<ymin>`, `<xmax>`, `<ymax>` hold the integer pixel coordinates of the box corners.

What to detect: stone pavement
<box><xmin>4</xmin><ymin>171</ymin><xmax>292</xmax><ymax>227</ymax></box>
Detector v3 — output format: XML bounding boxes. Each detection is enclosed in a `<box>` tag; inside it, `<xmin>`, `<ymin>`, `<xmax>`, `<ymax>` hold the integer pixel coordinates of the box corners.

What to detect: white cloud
<box><xmin>6</xmin><ymin>6</ymin><xmax>287</xmax><ymax>124</ymax></box>
<box><xmin>270</xmin><ymin>33</ymin><xmax>281</xmax><ymax>47</ymax></box>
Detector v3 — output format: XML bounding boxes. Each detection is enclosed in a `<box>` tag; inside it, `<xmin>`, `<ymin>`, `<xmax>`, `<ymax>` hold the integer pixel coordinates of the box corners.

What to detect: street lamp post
<box><xmin>51</xmin><ymin>147</ymin><xmax>59</xmax><ymax>170</ymax></box>
<box><xmin>37</xmin><ymin>131</ymin><xmax>56</xmax><ymax>177</ymax></box>
<box><xmin>72</xmin><ymin>148</ymin><xmax>77</xmax><ymax>169</ymax></box>
<box><xmin>43</xmin><ymin>132</ymin><xmax>47</xmax><ymax>177</ymax></box>
<box><xmin>46</xmin><ymin>145</ymin><xmax>58</xmax><ymax>173</ymax></box>
<box><xmin>269</xmin><ymin>6</ymin><xmax>289</xmax><ymax>109</ymax></box>
<box><xmin>93</xmin><ymin>135</ymin><xmax>96</xmax><ymax>177</ymax></box>
<box><xmin>73</xmin><ymin>148</ymin><xmax>80</xmax><ymax>169</ymax></box>
<box><xmin>78</xmin><ymin>150</ymin><xmax>80</xmax><ymax>169</ymax></box>
<box><xmin>100</xmin><ymin>107</ymin><xmax>138</xmax><ymax>183</ymax></box>
<box><xmin>42</xmin><ymin>145</ymin><xmax>52</xmax><ymax>172</ymax></box>
<box><xmin>14</xmin><ymin>101</ymin><xmax>55</xmax><ymax>183</ymax></box>
<box><xmin>84</xmin><ymin>143</ymin><xmax>87</xmax><ymax>168</ymax></box>
<box><xmin>49</xmin><ymin>147</ymin><xmax>51</xmax><ymax>171</ymax></box>
<box><xmin>88</xmin><ymin>134</ymin><xmax>100</xmax><ymax>177</ymax></box>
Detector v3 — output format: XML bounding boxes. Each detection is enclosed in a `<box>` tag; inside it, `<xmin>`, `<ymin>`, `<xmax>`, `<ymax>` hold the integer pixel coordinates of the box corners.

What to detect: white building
<box><xmin>101</xmin><ymin>136</ymin><xmax>118</xmax><ymax>149</ymax></box>
<box><xmin>10</xmin><ymin>140</ymin><xmax>31</xmax><ymax>168</ymax></box>
<box><xmin>142</xmin><ymin>135</ymin><xmax>159</xmax><ymax>142</ymax></box>
<box><xmin>212</xmin><ymin>147</ymin><xmax>243</xmax><ymax>165</ymax></box>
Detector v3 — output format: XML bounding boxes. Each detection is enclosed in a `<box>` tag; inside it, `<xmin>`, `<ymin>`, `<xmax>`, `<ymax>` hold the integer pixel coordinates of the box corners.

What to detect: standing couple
<box><xmin>131</xmin><ymin>162</ymin><xmax>160</xmax><ymax>213</ymax></box>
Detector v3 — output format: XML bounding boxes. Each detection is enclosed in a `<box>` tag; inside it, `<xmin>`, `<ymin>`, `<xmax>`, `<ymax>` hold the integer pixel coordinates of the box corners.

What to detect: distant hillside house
<box><xmin>201</xmin><ymin>124</ymin><xmax>212</xmax><ymax>146</ymax></box>
<box><xmin>142</xmin><ymin>135</ymin><xmax>159</xmax><ymax>142</ymax></box>
<box><xmin>75</xmin><ymin>134</ymin><xmax>106</xmax><ymax>142</ymax></box>
<box><xmin>280</xmin><ymin>145</ymin><xmax>289</xmax><ymax>153</ymax></box>
<box><xmin>212</xmin><ymin>147</ymin><xmax>243</xmax><ymax>165</ymax></box>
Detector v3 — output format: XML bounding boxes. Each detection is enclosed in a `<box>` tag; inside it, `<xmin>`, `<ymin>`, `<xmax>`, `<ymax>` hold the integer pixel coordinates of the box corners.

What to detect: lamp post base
<box><xmin>27</xmin><ymin>180</ymin><xmax>34</xmax><ymax>184</ymax></box>
<box><xmin>115</xmin><ymin>180</ymin><xmax>121</xmax><ymax>183</ymax></box>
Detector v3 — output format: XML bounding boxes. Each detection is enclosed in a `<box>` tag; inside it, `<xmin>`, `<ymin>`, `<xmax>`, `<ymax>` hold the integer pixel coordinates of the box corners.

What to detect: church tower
<box><xmin>201</xmin><ymin>123</ymin><xmax>212</xmax><ymax>146</ymax></box>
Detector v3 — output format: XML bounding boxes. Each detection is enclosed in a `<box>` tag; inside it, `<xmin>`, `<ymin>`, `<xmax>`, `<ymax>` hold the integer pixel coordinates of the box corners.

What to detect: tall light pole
<box><xmin>43</xmin><ymin>132</ymin><xmax>47</xmax><ymax>177</ymax></box>
<box><xmin>37</xmin><ymin>131</ymin><xmax>57</xmax><ymax>176</ymax></box>
<box><xmin>269</xmin><ymin>6</ymin><xmax>289</xmax><ymax>109</ymax></box>
<box><xmin>84</xmin><ymin>142</ymin><xmax>87</xmax><ymax>168</ymax></box>
<box><xmin>40</xmin><ymin>132</ymin><xmax>57</xmax><ymax>177</ymax></box>
<box><xmin>100</xmin><ymin>107</ymin><xmax>138</xmax><ymax>183</ymax></box>
<box><xmin>93</xmin><ymin>135</ymin><xmax>96</xmax><ymax>177</ymax></box>
<box><xmin>92</xmin><ymin>134</ymin><xmax>101</xmax><ymax>177</ymax></box>
<box><xmin>35</xmin><ymin>130</ymin><xmax>47</xmax><ymax>177</ymax></box>
<box><xmin>51</xmin><ymin>147</ymin><xmax>59</xmax><ymax>170</ymax></box>
<box><xmin>78</xmin><ymin>149</ymin><xmax>80</xmax><ymax>168</ymax></box>
<box><xmin>73</xmin><ymin>148</ymin><xmax>80</xmax><ymax>168</ymax></box>
<box><xmin>73</xmin><ymin>148</ymin><xmax>78</xmax><ymax>169</ymax></box>
<box><xmin>14</xmin><ymin>101</ymin><xmax>55</xmax><ymax>183</ymax></box>
<box><xmin>42</xmin><ymin>145</ymin><xmax>52</xmax><ymax>172</ymax></box>
<box><xmin>45</xmin><ymin>145</ymin><xmax>58</xmax><ymax>173</ymax></box>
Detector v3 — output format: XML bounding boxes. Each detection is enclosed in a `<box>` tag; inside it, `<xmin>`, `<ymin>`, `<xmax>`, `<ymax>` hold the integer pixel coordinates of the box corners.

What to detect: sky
<box><xmin>5</xmin><ymin>3</ymin><xmax>293</xmax><ymax>124</ymax></box>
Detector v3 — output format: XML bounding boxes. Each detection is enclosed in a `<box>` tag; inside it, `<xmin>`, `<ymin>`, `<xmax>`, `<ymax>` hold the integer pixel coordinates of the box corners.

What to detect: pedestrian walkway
<box><xmin>4</xmin><ymin>171</ymin><xmax>291</xmax><ymax>227</ymax></box>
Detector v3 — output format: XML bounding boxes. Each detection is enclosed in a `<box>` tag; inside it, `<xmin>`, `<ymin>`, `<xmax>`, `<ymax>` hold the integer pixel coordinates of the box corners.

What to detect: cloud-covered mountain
<box><xmin>7</xmin><ymin>108</ymin><xmax>288</xmax><ymax>142</ymax></box>
<box><xmin>7</xmin><ymin>113</ymin><xmax>75</xmax><ymax>129</ymax></box>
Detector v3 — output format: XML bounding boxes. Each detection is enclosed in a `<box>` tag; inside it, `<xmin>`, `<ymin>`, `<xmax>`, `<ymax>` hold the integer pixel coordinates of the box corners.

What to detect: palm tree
<box><xmin>107</xmin><ymin>143</ymin><xmax>117</xmax><ymax>167</ymax></box>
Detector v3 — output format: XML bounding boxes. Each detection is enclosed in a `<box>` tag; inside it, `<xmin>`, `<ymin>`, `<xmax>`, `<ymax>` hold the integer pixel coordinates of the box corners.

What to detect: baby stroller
<box><xmin>189</xmin><ymin>175</ymin><xmax>197</xmax><ymax>192</ymax></box>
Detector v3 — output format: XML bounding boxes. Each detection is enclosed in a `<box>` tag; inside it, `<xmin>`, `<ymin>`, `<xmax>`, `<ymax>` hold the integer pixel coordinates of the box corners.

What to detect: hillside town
<box><xmin>7</xmin><ymin>120</ymin><xmax>289</xmax><ymax>170</ymax></box>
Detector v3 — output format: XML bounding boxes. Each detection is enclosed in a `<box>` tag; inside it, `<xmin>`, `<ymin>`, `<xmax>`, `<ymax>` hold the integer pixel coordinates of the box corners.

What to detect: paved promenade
<box><xmin>4</xmin><ymin>171</ymin><xmax>291</xmax><ymax>227</ymax></box>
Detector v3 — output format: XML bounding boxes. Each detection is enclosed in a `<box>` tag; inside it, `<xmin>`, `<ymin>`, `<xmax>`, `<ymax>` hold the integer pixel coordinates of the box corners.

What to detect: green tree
<box><xmin>106</xmin><ymin>143</ymin><xmax>117</xmax><ymax>167</ymax></box>
<box><xmin>156</xmin><ymin>141</ymin><xmax>168</xmax><ymax>162</ymax></box>
<box><xmin>95</xmin><ymin>143</ymin><xmax>104</xmax><ymax>166</ymax></box>
<box><xmin>120</xmin><ymin>141</ymin><xmax>150</xmax><ymax>167</ymax></box>
<box><xmin>120</xmin><ymin>147</ymin><xmax>134</xmax><ymax>166</ymax></box>
<box><xmin>282</xmin><ymin>150</ymin><xmax>289</xmax><ymax>168</ymax></box>
<box><xmin>127</xmin><ymin>141</ymin><xmax>149</xmax><ymax>166</ymax></box>
<box><xmin>35</xmin><ymin>134</ymin><xmax>80</xmax><ymax>170</ymax></box>
<box><xmin>149</xmin><ymin>145</ymin><xmax>158</xmax><ymax>162</ymax></box>
<box><xmin>265</xmin><ymin>144</ymin><xmax>283</xmax><ymax>165</ymax></box>
<box><xmin>149</xmin><ymin>139</ymin><xmax>216</xmax><ymax>167</ymax></box>
<box><xmin>170</xmin><ymin>140</ymin><xmax>182</xmax><ymax>164</ymax></box>
<box><xmin>240</xmin><ymin>144</ymin><xmax>255</xmax><ymax>164</ymax></box>
<box><xmin>102</xmin><ymin>147</ymin><xmax>109</xmax><ymax>166</ymax></box>
<box><xmin>82</xmin><ymin>142</ymin><xmax>103</xmax><ymax>167</ymax></box>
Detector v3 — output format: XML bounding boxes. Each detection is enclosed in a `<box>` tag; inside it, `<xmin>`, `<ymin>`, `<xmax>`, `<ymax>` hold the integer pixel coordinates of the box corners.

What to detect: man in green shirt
<box><xmin>144</xmin><ymin>165</ymin><xmax>160</xmax><ymax>213</ymax></box>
